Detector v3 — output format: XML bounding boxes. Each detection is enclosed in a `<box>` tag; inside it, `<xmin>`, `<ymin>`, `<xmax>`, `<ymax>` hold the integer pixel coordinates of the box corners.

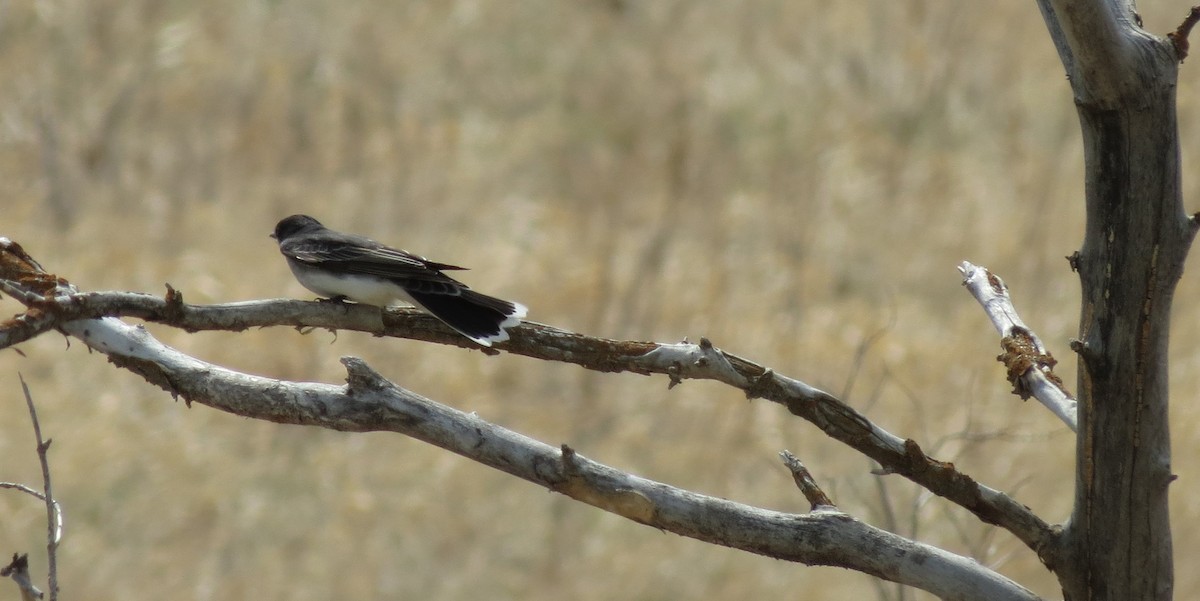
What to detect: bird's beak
<box><xmin>269</xmin><ymin>233</ymin><xmax>277</xmax><ymax>240</ymax></box>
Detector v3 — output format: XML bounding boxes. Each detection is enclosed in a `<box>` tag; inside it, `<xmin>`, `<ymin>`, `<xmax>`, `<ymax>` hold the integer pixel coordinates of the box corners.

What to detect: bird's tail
<box><xmin>406</xmin><ymin>289</ymin><xmax>527</xmax><ymax>346</ymax></box>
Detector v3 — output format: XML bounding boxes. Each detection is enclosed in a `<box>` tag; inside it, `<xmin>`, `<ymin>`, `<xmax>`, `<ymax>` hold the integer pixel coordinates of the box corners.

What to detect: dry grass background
<box><xmin>1</xmin><ymin>1</ymin><xmax>1198</xmax><ymax>599</ymax></box>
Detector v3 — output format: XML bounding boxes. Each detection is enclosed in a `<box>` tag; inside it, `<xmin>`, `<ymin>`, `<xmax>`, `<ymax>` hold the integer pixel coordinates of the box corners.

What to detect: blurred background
<box><xmin>1</xmin><ymin>1</ymin><xmax>1198</xmax><ymax>599</ymax></box>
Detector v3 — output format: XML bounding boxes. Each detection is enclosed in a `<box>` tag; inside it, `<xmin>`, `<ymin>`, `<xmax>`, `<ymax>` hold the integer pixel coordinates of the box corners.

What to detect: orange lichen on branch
<box><xmin>998</xmin><ymin>328</ymin><xmax>1067</xmax><ymax>400</ymax></box>
<box><xmin>0</xmin><ymin>238</ymin><xmax>69</xmax><ymax>299</ymax></box>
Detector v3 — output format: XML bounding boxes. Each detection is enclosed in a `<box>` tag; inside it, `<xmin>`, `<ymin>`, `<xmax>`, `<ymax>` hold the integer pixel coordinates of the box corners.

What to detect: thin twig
<box><xmin>0</xmin><ymin>486</ymin><xmax>63</xmax><ymax>549</ymax></box>
<box><xmin>1168</xmin><ymin>6</ymin><xmax>1200</xmax><ymax>62</ymax></box>
<box><xmin>19</xmin><ymin>375</ymin><xmax>59</xmax><ymax>601</ymax></box>
<box><xmin>780</xmin><ymin>451</ymin><xmax>836</xmax><ymax>510</ymax></box>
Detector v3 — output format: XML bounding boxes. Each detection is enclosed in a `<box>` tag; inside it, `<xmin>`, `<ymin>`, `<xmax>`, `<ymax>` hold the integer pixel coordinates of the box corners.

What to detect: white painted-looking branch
<box><xmin>959</xmin><ymin>261</ymin><xmax>1077</xmax><ymax>431</ymax></box>
<box><xmin>0</xmin><ymin>239</ymin><xmax>1058</xmax><ymax>559</ymax></box>
<box><xmin>37</xmin><ymin>306</ymin><xmax>1043</xmax><ymax>600</ymax></box>
<box><xmin>0</xmin><ymin>239</ymin><xmax>1056</xmax><ymax>597</ymax></box>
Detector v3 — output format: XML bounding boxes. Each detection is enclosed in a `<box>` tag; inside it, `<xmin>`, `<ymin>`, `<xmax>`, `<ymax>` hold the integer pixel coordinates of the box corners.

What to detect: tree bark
<box><xmin>1035</xmin><ymin>1</ymin><xmax>1197</xmax><ymax>598</ymax></box>
<box><xmin>0</xmin><ymin>241</ymin><xmax>1043</xmax><ymax>600</ymax></box>
<box><xmin>3</xmin><ymin>3</ymin><xmax>1197</xmax><ymax>597</ymax></box>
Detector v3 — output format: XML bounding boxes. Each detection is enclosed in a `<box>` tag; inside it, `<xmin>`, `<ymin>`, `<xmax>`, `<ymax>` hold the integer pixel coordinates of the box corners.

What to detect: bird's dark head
<box><xmin>272</xmin><ymin>214</ymin><xmax>325</xmax><ymax>241</ymax></box>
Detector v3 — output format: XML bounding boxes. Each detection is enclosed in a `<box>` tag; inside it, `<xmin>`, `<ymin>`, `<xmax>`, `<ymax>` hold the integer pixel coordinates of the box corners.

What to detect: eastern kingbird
<box><xmin>271</xmin><ymin>214</ymin><xmax>527</xmax><ymax>346</ymax></box>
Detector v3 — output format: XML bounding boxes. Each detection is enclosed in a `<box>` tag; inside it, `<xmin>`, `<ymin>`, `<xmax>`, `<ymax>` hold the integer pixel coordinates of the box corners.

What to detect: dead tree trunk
<box><xmin>3</xmin><ymin>4</ymin><xmax>1199</xmax><ymax>601</ymax></box>
<box><xmin>1036</xmin><ymin>2</ymin><xmax>1198</xmax><ymax>599</ymax></box>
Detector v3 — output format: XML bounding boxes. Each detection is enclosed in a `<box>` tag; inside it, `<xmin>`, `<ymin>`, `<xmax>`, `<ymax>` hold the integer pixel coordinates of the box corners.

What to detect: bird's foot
<box><xmin>317</xmin><ymin>295</ymin><xmax>353</xmax><ymax>313</ymax></box>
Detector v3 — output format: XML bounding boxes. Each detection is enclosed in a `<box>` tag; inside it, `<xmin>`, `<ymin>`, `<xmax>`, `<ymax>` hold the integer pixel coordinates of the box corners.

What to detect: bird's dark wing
<box><xmin>280</xmin><ymin>235</ymin><xmax>470</xmax><ymax>293</ymax></box>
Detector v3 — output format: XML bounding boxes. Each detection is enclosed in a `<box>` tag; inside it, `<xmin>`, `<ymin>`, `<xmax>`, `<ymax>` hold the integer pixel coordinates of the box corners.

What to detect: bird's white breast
<box><xmin>289</xmin><ymin>263</ymin><xmax>417</xmax><ymax>308</ymax></box>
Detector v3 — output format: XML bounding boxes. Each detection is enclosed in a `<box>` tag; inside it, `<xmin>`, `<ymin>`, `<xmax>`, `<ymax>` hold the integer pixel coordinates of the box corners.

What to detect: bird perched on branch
<box><xmin>271</xmin><ymin>214</ymin><xmax>526</xmax><ymax>346</ymax></box>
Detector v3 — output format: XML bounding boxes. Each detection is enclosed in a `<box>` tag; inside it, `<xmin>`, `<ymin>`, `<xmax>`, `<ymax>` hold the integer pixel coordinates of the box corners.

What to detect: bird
<box><xmin>271</xmin><ymin>214</ymin><xmax>526</xmax><ymax>346</ymax></box>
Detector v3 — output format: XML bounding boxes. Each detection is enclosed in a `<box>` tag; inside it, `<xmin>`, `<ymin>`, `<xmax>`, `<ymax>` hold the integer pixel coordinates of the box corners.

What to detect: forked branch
<box><xmin>0</xmin><ymin>236</ymin><xmax>1051</xmax><ymax>554</ymax></box>
<box><xmin>0</xmin><ymin>238</ymin><xmax>1058</xmax><ymax>584</ymax></box>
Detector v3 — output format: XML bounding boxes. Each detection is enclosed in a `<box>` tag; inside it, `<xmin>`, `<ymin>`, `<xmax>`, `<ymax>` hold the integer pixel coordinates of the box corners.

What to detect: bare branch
<box><xmin>1</xmin><ymin>554</ymin><xmax>43</xmax><ymax>601</ymax></box>
<box><xmin>18</xmin><ymin>375</ymin><xmax>59</xmax><ymax>601</ymax></box>
<box><xmin>0</xmin><ymin>238</ymin><xmax>1058</xmax><ymax>564</ymax></box>
<box><xmin>0</xmin><ymin>482</ymin><xmax>53</xmax><ymax>503</ymax></box>
<box><xmin>780</xmin><ymin>451</ymin><xmax>835</xmax><ymax>510</ymax></box>
<box><xmin>1168</xmin><ymin>6</ymin><xmax>1200</xmax><ymax>62</ymax></box>
<box><xmin>17</xmin><ymin>313</ymin><xmax>1047</xmax><ymax>598</ymax></box>
<box><xmin>0</xmin><ymin>379</ymin><xmax>64</xmax><ymax>601</ymax></box>
<box><xmin>0</xmin><ymin>482</ymin><xmax>63</xmax><ymax>545</ymax></box>
<box><xmin>958</xmin><ymin>262</ymin><xmax>1077</xmax><ymax>431</ymax></box>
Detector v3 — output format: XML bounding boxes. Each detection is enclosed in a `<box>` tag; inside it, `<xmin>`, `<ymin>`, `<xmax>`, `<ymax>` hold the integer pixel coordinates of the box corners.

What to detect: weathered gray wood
<box><xmin>7</xmin><ymin>297</ymin><xmax>1044</xmax><ymax>600</ymax></box>
<box><xmin>3</xmin><ymin>1</ymin><xmax>1197</xmax><ymax>595</ymax></box>
<box><xmin>1035</xmin><ymin>1</ymin><xmax>1196</xmax><ymax>598</ymax></box>
<box><xmin>0</xmin><ymin>266</ymin><xmax>1057</xmax><ymax>559</ymax></box>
